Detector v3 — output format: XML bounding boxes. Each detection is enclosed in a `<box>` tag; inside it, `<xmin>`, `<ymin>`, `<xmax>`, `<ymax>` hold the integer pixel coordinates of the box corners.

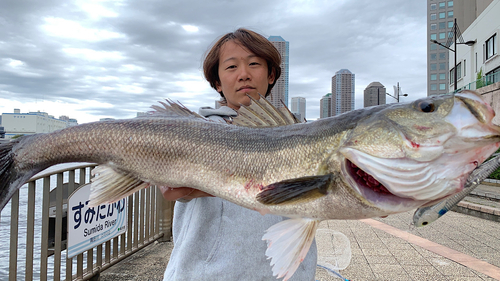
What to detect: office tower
<box><xmin>291</xmin><ymin>97</ymin><xmax>306</xmax><ymax>122</ymax></box>
<box><xmin>363</xmin><ymin>82</ymin><xmax>386</xmax><ymax>107</ymax></box>
<box><xmin>320</xmin><ymin>93</ymin><xmax>332</xmax><ymax>118</ymax></box>
<box><xmin>427</xmin><ymin>0</ymin><xmax>493</xmax><ymax>96</ymax></box>
<box><xmin>267</xmin><ymin>36</ymin><xmax>289</xmax><ymax>107</ymax></box>
<box><xmin>331</xmin><ymin>69</ymin><xmax>355</xmax><ymax>116</ymax></box>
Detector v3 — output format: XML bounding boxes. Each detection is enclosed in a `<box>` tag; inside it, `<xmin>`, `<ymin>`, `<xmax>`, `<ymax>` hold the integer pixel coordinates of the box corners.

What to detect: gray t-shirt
<box><xmin>163</xmin><ymin>106</ymin><xmax>317</xmax><ymax>281</ymax></box>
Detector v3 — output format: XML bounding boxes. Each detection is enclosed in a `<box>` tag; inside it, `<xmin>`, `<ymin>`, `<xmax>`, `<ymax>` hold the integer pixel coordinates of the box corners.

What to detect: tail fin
<box><xmin>0</xmin><ymin>139</ymin><xmax>36</xmax><ymax>211</ymax></box>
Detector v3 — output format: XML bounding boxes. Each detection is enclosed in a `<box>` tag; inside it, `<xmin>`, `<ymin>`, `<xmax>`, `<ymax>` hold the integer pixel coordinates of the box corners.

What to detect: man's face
<box><xmin>216</xmin><ymin>40</ymin><xmax>275</xmax><ymax>110</ymax></box>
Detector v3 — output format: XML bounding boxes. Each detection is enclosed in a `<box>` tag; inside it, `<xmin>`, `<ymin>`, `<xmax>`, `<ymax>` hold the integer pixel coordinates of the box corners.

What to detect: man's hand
<box><xmin>160</xmin><ymin>186</ymin><xmax>214</xmax><ymax>202</ymax></box>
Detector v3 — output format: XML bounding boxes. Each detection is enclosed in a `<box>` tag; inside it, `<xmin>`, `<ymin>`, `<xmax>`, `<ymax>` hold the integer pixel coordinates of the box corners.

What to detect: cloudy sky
<box><xmin>0</xmin><ymin>0</ymin><xmax>427</xmax><ymax>123</ymax></box>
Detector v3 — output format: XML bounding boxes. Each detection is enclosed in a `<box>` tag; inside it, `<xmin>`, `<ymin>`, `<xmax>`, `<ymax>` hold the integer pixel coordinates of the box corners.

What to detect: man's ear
<box><xmin>268</xmin><ymin>71</ymin><xmax>276</xmax><ymax>85</ymax></box>
<box><xmin>215</xmin><ymin>81</ymin><xmax>222</xmax><ymax>92</ymax></box>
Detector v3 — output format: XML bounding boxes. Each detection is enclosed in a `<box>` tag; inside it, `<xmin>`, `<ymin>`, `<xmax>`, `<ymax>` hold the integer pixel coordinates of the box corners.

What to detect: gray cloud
<box><xmin>0</xmin><ymin>0</ymin><xmax>427</xmax><ymax>122</ymax></box>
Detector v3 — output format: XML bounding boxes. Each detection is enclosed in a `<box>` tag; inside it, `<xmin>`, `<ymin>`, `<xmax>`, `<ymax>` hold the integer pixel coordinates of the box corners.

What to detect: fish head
<box><xmin>339</xmin><ymin>90</ymin><xmax>500</xmax><ymax>213</ymax></box>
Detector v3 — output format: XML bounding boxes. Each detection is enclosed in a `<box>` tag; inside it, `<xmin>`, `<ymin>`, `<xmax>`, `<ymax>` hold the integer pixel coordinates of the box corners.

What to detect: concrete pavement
<box><xmin>100</xmin><ymin>184</ymin><xmax>500</xmax><ymax>281</ymax></box>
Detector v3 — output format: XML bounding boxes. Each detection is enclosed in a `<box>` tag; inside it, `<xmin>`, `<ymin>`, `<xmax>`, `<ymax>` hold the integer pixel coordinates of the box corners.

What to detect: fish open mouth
<box><xmin>345</xmin><ymin>159</ymin><xmax>392</xmax><ymax>195</ymax></box>
<box><xmin>342</xmin><ymin>158</ymin><xmax>427</xmax><ymax>212</ymax></box>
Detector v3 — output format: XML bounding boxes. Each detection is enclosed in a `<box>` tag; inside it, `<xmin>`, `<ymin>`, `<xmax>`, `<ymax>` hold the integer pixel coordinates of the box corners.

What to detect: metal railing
<box><xmin>455</xmin><ymin>71</ymin><xmax>500</xmax><ymax>93</ymax></box>
<box><xmin>0</xmin><ymin>163</ymin><xmax>173</xmax><ymax>280</ymax></box>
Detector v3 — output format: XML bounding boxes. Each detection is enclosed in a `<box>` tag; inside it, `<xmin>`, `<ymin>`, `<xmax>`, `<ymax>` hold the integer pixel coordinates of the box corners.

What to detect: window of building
<box><xmin>431</xmin><ymin>3</ymin><xmax>437</xmax><ymax>10</ymax></box>
<box><xmin>439</xmin><ymin>52</ymin><xmax>446</xmax><ymax>60</ymax></box>
<box><xmin>448</xmin><ymin>11</ymin><xmax>453</xmax><ymax>18</ymax></box>
<box><xmin>439</xmin><ymin>12</ymin><xmax>445</xmax><ymax>19</ymax></box>
<box><xmin>431</xmin><ymin>54</ymin><xmax>437</xmax><ymax>60</ymax></box>
<box><xmin>439</xmin><ymin>83</ymin><xmax>446</xmax><ymax>90</ymax></box>
<box><xmin>431</xmin><ymin>84</ymin><xmax>437</xmax><ymax>90</ymax></box>
<box><xmin>439</xmin><ymin>22</ymin><xmax>445</xmax><ymax>29</ymax></box>
<box><xmin>450</xmin><ymin>68</ymin><xmax>454</xmax><ymax>83</ymax></box>
<box><xmin>439</xmin><ymin>2</ymin><xmax>446</xmax><ymax>9</ymax></box>
<box><xmin>486</xmin><ymin>33</ymin><xmax>497</xmax><ymax>60</ymax></box>
<box><xmin>431</xmin><ymin>74</ymin><xmax>437</xmax><ymax>80</ymax></box>
<box><xmin>431</xmin><ymin>24</ymin><xmax>437</xmax><ymax>30</ymax></box>
<box><xmin>463</xmin><ymin>59</ymin><xmax>466</xmax><ymax>77</ymax></box>
<box><xmin>431</xmin><ymin>43</ymin><xmax>437</xmax><ymax>50</ymax></box>
<box><xmin>448</xmin><ymin>21</ymin><xmax>453</xmax><ymax>28</ymax></box>
<box><xmin>457</xmin><ymin>62</ymin><xmax>462</xmax><ymax>79</ymax></box>
<box><xmin>439</xmin><ymin>32</ymin><xmax>446</xmax><ymax>39</ymax></box>
<box><xmin>431</xmin><ymin>34</ymin><xmax>437</xmax><ymax>40</ymax></box>
<box><xmin>475</xmin><ymin>52</ymin><xmax>478</xmax><ymax>72</ymax></box>
<box><xmin>448</xmin><ymin>1</ymin><xmax>453</xmax><ymax>7</ymax></box>
<box><xmin>440</xmin><ymin>73</ymin><xmax>446</xmax><ymax>80</ymax></box>
<box><xmin>431</xmin><ymin>13</ymin><xmax>437</xmax><ymax>20</ymax></box>
<box><xmin>439</xmin><ymin>62</ymin><xmax>446</xmax><ymax>70</ymax></box>
<box><xmin>431</xmin><ymin>63</ymin><xmax>437</xmax><ymax>71</ymax></box>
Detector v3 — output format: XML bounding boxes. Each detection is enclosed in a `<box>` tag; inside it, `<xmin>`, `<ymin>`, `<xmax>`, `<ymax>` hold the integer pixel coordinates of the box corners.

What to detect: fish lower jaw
<box><xmin>342</xmin><ymin>159</ymin><xmax>429</xmax><ymax>213</ymax></box>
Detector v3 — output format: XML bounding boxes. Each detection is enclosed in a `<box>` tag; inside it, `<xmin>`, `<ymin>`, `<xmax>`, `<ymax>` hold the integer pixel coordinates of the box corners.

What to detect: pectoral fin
<box><xmin>262</xmin><ymin>218</ymin><xmax>320</xmax><ymax>281</ymax></box>
<box><xmin>256</xmin><ymin>174</ymin><xmax>332</xmax><ymax>205</ymax></box>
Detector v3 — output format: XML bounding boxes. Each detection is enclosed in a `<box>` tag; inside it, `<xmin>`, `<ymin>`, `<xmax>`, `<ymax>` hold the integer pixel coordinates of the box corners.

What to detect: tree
<box><xmin>476</xmin><ymin>67</ymin><xmax>484</xmax><ymax>89</ymax></box>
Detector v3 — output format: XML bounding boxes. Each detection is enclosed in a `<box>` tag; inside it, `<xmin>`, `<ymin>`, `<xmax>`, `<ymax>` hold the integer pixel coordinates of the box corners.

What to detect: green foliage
<box><xmin>476</xmin><ymin>68</ymin><xmax>484</xmax><ymax>89</ymax></box>
<box><xmin>11</xmin><ymin>134</ymin><xmax>25</xmax><ymax>139</ymax></box>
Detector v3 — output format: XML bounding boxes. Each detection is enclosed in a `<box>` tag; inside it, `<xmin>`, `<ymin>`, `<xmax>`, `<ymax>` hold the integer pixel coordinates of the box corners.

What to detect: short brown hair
<box><xmin>203</xmin><ymin>28</ymin><xmax>282</xmax><ymax>102</ymax></box>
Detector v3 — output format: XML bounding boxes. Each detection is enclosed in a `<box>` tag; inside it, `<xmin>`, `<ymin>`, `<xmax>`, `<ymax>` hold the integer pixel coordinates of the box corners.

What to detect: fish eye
<box><xmin>417</xmin><ymin>101</ymin><xmax>435</xmax><ymax>113</ymax></box>
<box><xmin>422</xmin><ymin>221</ymin><xmax>428</xmax><ymax>225</ymax></box>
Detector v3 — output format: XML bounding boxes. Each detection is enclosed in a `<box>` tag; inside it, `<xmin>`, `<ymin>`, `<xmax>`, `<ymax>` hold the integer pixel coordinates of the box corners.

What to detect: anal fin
<box><xmin>89</xmin><ymin>165</ymin><xmax>150</xmax><ymax>206</ymax></box>
<box><xmin>262</xmin><ymin>218</ymin><xmax>320</xmax><ymax>281</ymax></box>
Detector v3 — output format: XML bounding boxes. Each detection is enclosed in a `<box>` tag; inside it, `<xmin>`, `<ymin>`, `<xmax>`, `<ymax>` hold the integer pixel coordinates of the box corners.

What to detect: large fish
<box><xmin>1</xmin><ymin>90</ymin><xmax>499</xmax><ymax>280</ymax></box>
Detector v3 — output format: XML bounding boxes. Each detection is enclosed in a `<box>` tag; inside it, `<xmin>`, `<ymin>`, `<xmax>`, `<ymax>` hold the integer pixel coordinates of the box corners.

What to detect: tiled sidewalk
<box><xmin>316</xmin><ymin>211</ymin><xmax>500</xmax><ymax>281</ymax></box>
<box><xmin>101</xmin><ymin>210</ymin><xmax>500</xmax><ymax>281</ymax></box>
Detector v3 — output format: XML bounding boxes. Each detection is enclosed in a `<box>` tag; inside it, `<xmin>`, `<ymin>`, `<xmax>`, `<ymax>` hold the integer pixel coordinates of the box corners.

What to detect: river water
<box><xmin>0</xmin><ymin>164</ymin><xmax>91</xmax><ymax>280</ymax></box>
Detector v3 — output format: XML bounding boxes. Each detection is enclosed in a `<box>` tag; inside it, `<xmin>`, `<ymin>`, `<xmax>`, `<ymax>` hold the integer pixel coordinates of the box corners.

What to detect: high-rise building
<box><xmin>364</xmin><ymin>82</ymin><xmax>386</xmax><ymax>107</ymax></box>
<box><xmin>267</xmin><ymin>36</ymin><xmax>289</xmax><ymax>107</ymax></box>
<box><xmin>331</xmin><ymin>69</ymin><xmax>355</xmax><ymax>116</ymax></box>
<box><xmin>427</xmin><ymin>0</ymin><xmax>493</xmax><ymax>96</ymax></box>
<box><xmin>291</xmin><ymin>97</ymin><xmax>306</xmax><ymax>122</ymax></box>
<box><xmin>320</xmin><ymin>93</ymin><xmax>332</xmax><ymax>118</ymax></box>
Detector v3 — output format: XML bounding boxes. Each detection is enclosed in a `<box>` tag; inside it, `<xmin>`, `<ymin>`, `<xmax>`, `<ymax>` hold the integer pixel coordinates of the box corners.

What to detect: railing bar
<box><xmin>133</xmin><ymin>192</ymin><xmax>139</xmax><ymax>249</ymax></box>
<box><xmin>9</xmin><ymin>190</ymin><xmax>19</xmax><ymax>281</ymax></box>
<box><xmin>120</xmin><ymin>233</ymin><xmax>125</xmax><ymax>256</ymax></box>
<box><xmin>127</xmin><ymin>195</ymin><xmax>133</xmax><ymax>252</ymax></box>
<box><xmin>97</xmin><ymin>244</ymin><xmax>103</xmax><ymax>267</ymax></box>
<box><xmin>155</xmin><ymin>187</ymin><xmax>161</xmax><ymax>236</ymax></box>
<box><xmin>66</xmin><ymin>256</ymin><xmax>73</xmax><ymax>281</ymax></box>
<box><xmin>40</xmin><ymin>176</ymin><xmax>50</xmax><ymax>281</ymax></box>
<box><xmin>66</xmin><ymin>169</ymin><xmax>76</xmax><ymax>281</ymax></box>
<box><xmin>145</xmin><ymin>187</ymin><xmax>151</xmax><ymax>241</ymax></box>
<box><xmin>77</xmin><ymin>253</ymin><xmax>84</xmax><ymax>279</ymax></box>
<box><xmin>54</xmin><ymin>172</ymin><xmax>64</xmax><ymax>280</ymax></box>
<box><xmin>140</xmin><ymin>189</ymin><xmax>145</xmax><ymax>245</ymax></box>
<box><xmin>26</xmin><ymin>181</ymin><xmax>36</xmax><ymax>281</ymax></box>
<box><xmin>87</xmin><ymin>249</ymin><xmax>94</xmax><ymax>275</ymax></box>
<box><xmin>150</xmin><ymin>187</ymin><xmax>155</xmax><ymax>236</ymax></box>
<box><xmin>105</xmin><ymin>240</ymin><xmax>111</xmax><ymax>264</ymax></box>
<box><xmin>113</xmin><ymin>236</ymin><xmax>118</xmax><ymax>259</ymax></box>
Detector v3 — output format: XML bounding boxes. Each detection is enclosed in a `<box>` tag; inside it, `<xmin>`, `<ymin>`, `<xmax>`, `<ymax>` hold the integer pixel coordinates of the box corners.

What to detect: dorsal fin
<box><xmin>232</xmin><ymin>94</ymin><xmax>301</xmax><ymax>127</ymax></box>
<box><xmin>148</xmin><ymin>99</ymin><xmax>205</xmax><ymax>119</ymax></box>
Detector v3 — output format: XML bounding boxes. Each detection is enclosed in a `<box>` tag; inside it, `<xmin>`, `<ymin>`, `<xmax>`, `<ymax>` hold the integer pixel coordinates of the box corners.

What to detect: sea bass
<box><xmin>1</xmin><ymin>90</ymin><xmax>500</xmax><ymax>280</ymax></box>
